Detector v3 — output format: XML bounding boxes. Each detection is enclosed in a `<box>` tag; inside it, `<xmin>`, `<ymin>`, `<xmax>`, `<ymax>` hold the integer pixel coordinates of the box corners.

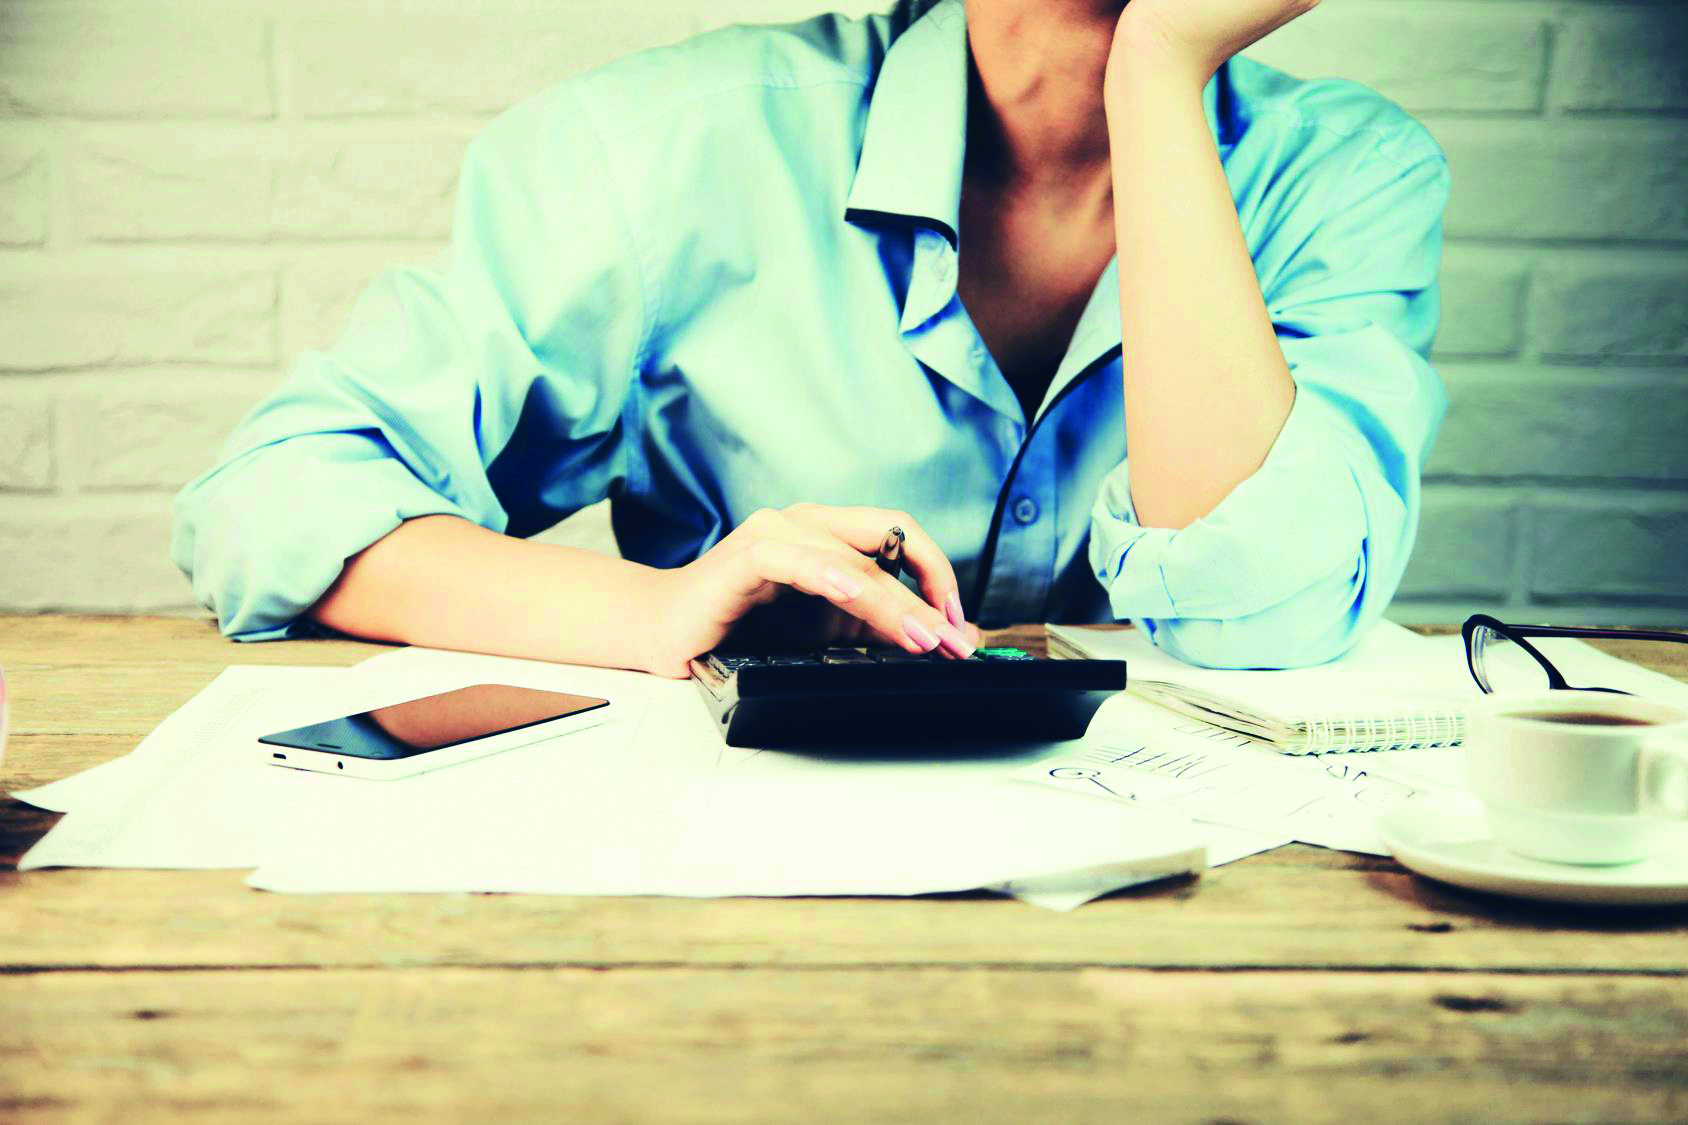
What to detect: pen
<box><xmin>876</xmin><ymin>526</ymin><xmax>905</xmax><ymax>579</ymax></box>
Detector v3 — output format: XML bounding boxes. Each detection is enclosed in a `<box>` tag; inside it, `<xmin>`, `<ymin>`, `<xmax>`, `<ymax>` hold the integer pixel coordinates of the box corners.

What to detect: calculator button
<box><xmin>820</xmin><ymin>649</ymin><xmax>876</xmax><ymax>664</ymax></box>
<box><xmin>872</xmin><ymin>650</ymin><xmax>935</xmax><ymax>663</ymax></box>
<box><xmin>975</xmin><ymin>647</ymin><xmax>1034</xmax><ymax>661</ymax></box>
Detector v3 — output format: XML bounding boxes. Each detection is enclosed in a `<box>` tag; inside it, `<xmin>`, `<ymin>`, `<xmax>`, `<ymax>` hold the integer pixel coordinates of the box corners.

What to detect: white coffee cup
<box><xmin>1465</xmin><ymin>691</ymin><xmax>1688</xmax><ymax>865</ymax></box>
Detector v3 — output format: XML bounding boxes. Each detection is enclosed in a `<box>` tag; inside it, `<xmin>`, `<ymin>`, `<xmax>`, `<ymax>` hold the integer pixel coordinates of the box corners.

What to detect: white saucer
<box><xmin>1378</xmin><ymin>796</ymin><xmax>1688</xmax><ymax>907</ymax></box>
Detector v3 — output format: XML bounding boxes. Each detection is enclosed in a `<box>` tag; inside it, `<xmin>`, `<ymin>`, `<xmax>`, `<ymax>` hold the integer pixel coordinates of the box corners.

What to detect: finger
<box><xmin>735</xmin><ymin>508</ymin><xmax>971</xmax><ymax>657</ymax></box>
<box><xmin>769</xmin><ymin>522</ymin><xmax>973</xmax><ymax>658</ymax></box>
<box><xmin>739</xmin><ymin>537</ymin><xmax>972</xmax><ymax>658</ymax></box>
<box><xmin>822</xmin><ymin>555</ymin><xmax>975</xmax><ymax>659</ymax></box>
<box><xmin>782</xmin><ymin>504</ymin><xmax>966</xmax><ymax>626</ymax></box>
<box><xmin>735</xmin><ymin>537</ymin><xmax>861</xmax><ymax>601</ymax></box>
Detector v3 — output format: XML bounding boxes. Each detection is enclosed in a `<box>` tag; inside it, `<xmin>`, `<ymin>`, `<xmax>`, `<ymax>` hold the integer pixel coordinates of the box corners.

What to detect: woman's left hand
<box><xmin>1109</xmin><ymin>0</ymin><xmax>1320</xmax><ymax>89</ymax></box>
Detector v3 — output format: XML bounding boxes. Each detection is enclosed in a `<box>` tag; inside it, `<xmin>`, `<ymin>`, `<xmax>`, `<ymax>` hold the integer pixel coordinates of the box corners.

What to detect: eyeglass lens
<box><xmin>1470</xmin><ymin>625</ymin><xmax>1553</xmax><ymax>694</ymax></box>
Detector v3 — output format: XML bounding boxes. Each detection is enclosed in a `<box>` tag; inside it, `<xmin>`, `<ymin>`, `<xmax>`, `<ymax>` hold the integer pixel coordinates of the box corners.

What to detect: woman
<box><xmin>173</xmin><ymin>0</ymin><xmax>1449</xmax><ymax>676</ymax></box>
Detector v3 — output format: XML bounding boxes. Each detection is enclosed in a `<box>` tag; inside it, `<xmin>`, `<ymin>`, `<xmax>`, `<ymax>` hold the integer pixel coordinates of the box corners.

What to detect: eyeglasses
<box><xmin>1462</xmin><ymin>614</ymin><xmax>1688</xmax><ymax>695</ymax></box>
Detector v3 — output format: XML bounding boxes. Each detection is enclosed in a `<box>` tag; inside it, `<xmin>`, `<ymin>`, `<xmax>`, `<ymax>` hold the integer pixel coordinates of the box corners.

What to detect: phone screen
<box><xmin>259</xmin><ymin>684</ymin><xmax>610</xmax><ymax>760</ymax></box>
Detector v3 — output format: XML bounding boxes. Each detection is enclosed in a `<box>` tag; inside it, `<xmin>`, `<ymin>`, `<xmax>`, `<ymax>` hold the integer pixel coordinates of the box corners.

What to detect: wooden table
<box><xmin>3</xmin><ymin>616</ymin><xmax>1685</xmax><ymax>1122</ymax></box>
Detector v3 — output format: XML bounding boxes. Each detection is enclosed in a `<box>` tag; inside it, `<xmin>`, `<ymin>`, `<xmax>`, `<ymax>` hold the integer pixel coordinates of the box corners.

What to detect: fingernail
<box><xmin>936</xmin><ymin>622</ymin><xmax>975</xmax><ymax>659</ymax></box>
<box><xmin>901</xmin><ymin>614</ymin><xmax>940</xmax><ymax>652</ymax></box>
<box><xmin>945</xmin><ymin>590</ymin><xmax>966</xmax><ymax>629</ymax></box>
<box><xmin>823</xmin><ymin>567</ymin><xmax>863</xmax><ymax>599</ymax></box>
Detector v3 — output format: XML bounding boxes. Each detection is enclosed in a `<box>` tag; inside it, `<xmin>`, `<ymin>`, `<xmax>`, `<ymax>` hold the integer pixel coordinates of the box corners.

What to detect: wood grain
<box><xmin>4</xmin><ymin>615</ymin><xmax>1688</xmax><ymax>976</ymax></box>
<box><xmin>2</xmin><ymin>852</ymin><xmax>1686</xmax><ymax>973</ymax></box>
<box><xmin>4</xmin><ymin>969</ymin><xmax>1685</xmax><ymax>1123</ymax></box>
<box><xmin>4</xmin><ymin>615</ymin><xmax>1687</xmax><ymax>1122</ymax></box>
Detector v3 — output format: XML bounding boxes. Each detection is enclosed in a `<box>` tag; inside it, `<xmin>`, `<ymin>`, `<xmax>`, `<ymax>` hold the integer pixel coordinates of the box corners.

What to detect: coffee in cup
<box><xmin>1464</xmin><ymin>691</ymin><xmax>1688</xmax><ymax>865</ymax></box>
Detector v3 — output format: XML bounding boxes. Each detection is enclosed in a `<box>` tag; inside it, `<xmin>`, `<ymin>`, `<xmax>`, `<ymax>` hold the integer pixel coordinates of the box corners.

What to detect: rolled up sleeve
<box><xmin>172</xmin><ymin>84</ymin><xmax>648</xmax><ymax>639</ymax></box>
<box><xmin>1090</xmin><ymin>143</ymin><xmax>1452</xmax><ymax>669</ymax></box>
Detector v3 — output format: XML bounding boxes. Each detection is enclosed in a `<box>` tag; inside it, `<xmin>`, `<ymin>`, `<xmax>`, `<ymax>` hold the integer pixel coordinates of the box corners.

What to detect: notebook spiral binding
<box><xmin>1128</xmin><ymin>680</ymin><xmax>1467</xmax><ymax>755</ymax></box>
<box><xmin>1292</xmin><ymin>707</ymin><xmax>1466</xmax><ymax>754</ymax></box>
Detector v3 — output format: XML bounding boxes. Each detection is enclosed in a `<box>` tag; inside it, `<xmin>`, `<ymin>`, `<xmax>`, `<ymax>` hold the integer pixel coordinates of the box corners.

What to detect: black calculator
<box><xmin>687</xmin><ymin>645</ymin><xmax>1127</xmax><ymax>749</ymax></box>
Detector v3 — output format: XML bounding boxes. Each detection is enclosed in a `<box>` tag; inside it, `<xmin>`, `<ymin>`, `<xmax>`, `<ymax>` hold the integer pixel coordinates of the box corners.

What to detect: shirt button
<box><xmin>1012</xmin><ymin>497</ymin><xmax>1039</xmax><ymax>525</ymax></box>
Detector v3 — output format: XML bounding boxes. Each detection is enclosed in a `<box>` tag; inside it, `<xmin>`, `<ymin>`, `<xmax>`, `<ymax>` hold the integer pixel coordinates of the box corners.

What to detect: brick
<box><xmin>1434</xmin><ymin>251</ymin><xmax>1526</xmax><ymax>358</ymax></box>
<box><xmin>0</xmin><ymin>4</ymin><xmax>271</xmax><ymax>118</ymax></box>
<box><xmin>1396</xmin><ymin>491</ymin><xmax>1516</xmax><ymax>598</ymax></box>
<box><xmin>0</xmin><ymin>258</ymin><xmax>276</xmax><ymax>369</ymax></box>
<box><xmin>1426</xmin><ymin>367</ymin><xmax>1688</xmax><ymax>482</ymax></box>
<box><xmin>273</xmin><ymin>127</ymin><xmax>476</xmax><ymax>240</ymax></box>
<box><xmin>290</xmin><ymin>6</ymin><xmax>690</xmax><ymax>118</ymax></box>
<box><xmin>1554</xmin><ymin>8</ymin><xmax>1688</xmax><ymax>113</ymax></box>
<box><xmin>0</xmin><ymin>494</ymin><xmax>193</xmax><ymax>611</ymax></box>
<box><xmin>0</xmin><ymin>383</ymin><xmax>53</xmax><ymax>490</ymax></box>
<box><xmin>57</xmin><ymin>373</ymin><xmax>272</xmax><ymax>490</ymax></box>
<box><xmin>0</xmin><ymin>137</ymin><xmax>47</xmax><ymax>246</ymax></box>
<box><xmin>67</xmin><ymin>129</ymin><xmax>274</xmax><ymax>243</ymax></box>
<box><xmin>1532</xmin><ymin>256</ymin><xmax>1688</xmax><ymax>363</ymax></box>
<box><xmin>1529</xmin><ymin>498</ymin><xmax>1688</xmax><ymax>602</ymax></box>
<box><xmin>1246</xmin><ymin>4</ymin><xmax>1547</xmax><ymax>113</ymax></box>
<box><xmin>282</xmin><ymin>249</ymin><xmax>440</xmax><ymax>355</ymax></box>
<box><xmin>1436</xmin><ymin>121</ymin><xmax>1688</xmax><ymax>242</ymax></box>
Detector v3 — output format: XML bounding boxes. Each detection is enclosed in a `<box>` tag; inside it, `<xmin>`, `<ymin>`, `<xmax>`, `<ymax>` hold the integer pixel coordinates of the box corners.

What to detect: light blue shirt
<box><xmin>172</xmin><ymin>0</ymin><xmax>1450</xmax><ymax>669</ymax></box>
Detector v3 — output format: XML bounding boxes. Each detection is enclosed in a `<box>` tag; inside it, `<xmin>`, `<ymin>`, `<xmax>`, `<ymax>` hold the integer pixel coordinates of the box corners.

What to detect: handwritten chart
<box><xmin>1018</xmin><ymin>697</ymin><xmax>1456</xmax><ymax>855</ymax></box>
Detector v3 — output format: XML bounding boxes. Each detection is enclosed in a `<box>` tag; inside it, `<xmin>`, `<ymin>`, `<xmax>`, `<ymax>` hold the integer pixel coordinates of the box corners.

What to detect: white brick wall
<box><xmin>1</xmin><ymin>0</ymin><xmax>1683</xmax><ymax>626</ymax></box>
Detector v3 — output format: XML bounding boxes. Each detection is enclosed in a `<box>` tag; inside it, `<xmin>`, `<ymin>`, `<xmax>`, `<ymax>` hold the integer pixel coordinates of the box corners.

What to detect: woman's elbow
<box><xmin>1137</xmin><ymin>553</ymin><xmax>1372</xmax><ymax>670</ymax></box>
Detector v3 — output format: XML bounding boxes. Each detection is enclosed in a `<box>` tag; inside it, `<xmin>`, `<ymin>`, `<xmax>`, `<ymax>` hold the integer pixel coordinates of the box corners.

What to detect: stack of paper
<box><xmin>12</xmin><ymin>646</ymin><xmax>1275</xmax><ymax>910</ymax></box>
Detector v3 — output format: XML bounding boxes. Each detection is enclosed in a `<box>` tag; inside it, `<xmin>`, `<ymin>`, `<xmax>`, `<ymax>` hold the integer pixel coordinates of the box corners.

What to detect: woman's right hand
<box><xmin>642</xmin><ymin>504</ymin><xmax>976</xmax><ymax>678</ymax></box>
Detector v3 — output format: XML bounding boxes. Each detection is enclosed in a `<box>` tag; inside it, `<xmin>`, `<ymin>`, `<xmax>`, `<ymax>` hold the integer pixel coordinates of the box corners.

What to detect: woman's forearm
<box><xmin>1104</xmin><ymin>48</ymin><xmax>1296</xmax><ymax>531</ymax></box>
<box><xmin>309</xmin><ymin>515</ymin><xmax>675</xmax><ymax>673</ymax></box>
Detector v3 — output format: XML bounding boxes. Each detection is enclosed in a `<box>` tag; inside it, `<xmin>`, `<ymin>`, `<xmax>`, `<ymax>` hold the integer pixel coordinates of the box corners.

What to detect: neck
<box><xmin>963</xmin><ymin>0</ymin><xmax>1124</xmax><ymax>185</ymax></box>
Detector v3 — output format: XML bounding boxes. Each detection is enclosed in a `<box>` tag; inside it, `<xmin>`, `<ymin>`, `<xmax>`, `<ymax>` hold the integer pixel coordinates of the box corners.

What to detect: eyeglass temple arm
<box><xmin>1502</xmin><ymin>625</ymin><xmax>1688</xmax><ymax>645</ymax></box>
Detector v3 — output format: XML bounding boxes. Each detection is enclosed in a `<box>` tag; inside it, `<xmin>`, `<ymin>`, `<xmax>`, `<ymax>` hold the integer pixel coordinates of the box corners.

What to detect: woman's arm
<box><xmin>1090</xmin><ymin>1</ymin><xmax>1451</xmax><ymax>668</ymax></box>
<box><xmin>312</xmin><ymin>506</ymin><xmax>975</xmax><ymax>679</ymax></box>
<box><xmin>1102</xmin><ymin>0</ymin><xmax>1317</xmax><ymax>530</ymax></box>
<box><xmin>174</xmin><ymin>81</ymin><xmax>971</xmax><ymax>672</ymax></box>
<box><xmin>310</xmin><ymin>516</ymin><xmax>676</xmax><ymax>673</ymax></box>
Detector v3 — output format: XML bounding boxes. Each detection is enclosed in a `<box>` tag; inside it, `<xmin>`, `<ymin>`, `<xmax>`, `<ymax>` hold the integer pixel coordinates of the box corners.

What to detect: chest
<box><xmin>956</xmin><ymin>182</ymin><xmax>1116</xmax><ymax>422</ymax></box>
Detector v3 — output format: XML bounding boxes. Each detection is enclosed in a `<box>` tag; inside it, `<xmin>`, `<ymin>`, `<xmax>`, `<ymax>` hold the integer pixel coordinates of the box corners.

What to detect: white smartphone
<box><xmin>258</xmin><ymin>683</ymin><xmax>613</xmax><ymax>780</ymax></box>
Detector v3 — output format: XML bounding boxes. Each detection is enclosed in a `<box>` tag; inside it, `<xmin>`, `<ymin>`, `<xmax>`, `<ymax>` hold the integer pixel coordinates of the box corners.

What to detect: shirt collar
<box><xmin>844</xmin><ymin>0</ymin><xmax>969</xmax><ymax>247</ymax></box>
<box><xmin>845</xmin><ymin>1</ymin><xmax>1228</xmax><ymax>247</ymax></box>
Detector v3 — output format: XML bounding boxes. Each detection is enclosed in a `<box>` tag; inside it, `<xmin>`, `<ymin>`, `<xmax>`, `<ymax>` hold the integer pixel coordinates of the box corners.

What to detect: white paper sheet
<box><xmin>1009</xmin><ymin>821</ymin><xmax>1287</xmax><ymax>911</ymax></box>
<box><xmin>246</xmin><ymin>770</ymin><xmax>1210</xmax><ymax>900</ymax></box>
<box><xmin>14</xmin><ymin>667</ymin><xmax>342</xmax><ymax>816</ymax></box>
<box><xmin>14</xmin><ymin>663</ymin><xmax>655</xmax><ymax>870</ymax></box>
<box><xmin>11</xmin><ymin>646</ymin><xmax>1228</xmax><ymax>908</ymax></box>
<box><xmin>1018</xmin><ymin>694</ymin><xmax>1456</xmax><ymax>855</ymax></box>
<box><xmin>14</xmin><ymin>668</ymin><xmax>347</xmax><ymax>867</ymax></box>
<box><xmin>254</xmin><ymin>650</ymin><xmax>1220</xmax><ymax>904</ymax></box>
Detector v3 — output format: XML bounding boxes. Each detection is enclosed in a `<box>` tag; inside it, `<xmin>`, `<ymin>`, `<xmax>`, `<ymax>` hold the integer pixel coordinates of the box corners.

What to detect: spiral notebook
<box><xmin>1046</xmin><ymin>621</ymin><xmax>1472</xmax><ymax>754</ymax></box>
